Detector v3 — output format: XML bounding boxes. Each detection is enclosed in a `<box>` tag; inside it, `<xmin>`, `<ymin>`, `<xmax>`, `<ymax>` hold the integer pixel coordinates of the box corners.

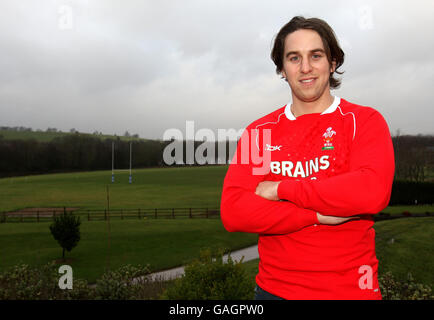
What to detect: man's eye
<box><xmin>289</xmin><ymin>56</ymin><xmax>299</xmax><ymax>62</ymax></box>
<box><xmin>312</xmin><ymin>54</ymin><xmax>322</xmax><ymax>59</ymax></box>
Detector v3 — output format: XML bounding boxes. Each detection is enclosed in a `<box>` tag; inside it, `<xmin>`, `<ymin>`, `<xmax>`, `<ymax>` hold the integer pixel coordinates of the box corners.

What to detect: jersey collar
<box><xmin>284</xmin><ymin>96</ymin><xmax>341</xmax><ymax>121</ymax></box>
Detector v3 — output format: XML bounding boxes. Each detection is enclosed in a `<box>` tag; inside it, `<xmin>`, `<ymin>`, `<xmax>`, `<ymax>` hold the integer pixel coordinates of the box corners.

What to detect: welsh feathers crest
<box><xmin>322</xmin><ymin>127</ymin><xmax>336</xmax><ymax>150</ymax></box>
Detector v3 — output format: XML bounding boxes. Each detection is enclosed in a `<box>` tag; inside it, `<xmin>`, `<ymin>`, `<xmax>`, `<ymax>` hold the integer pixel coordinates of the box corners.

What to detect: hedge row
<box><xmin>389</xmin><ymin>181</ymin><xmax>434</xmax><ymax>205</ymax></box>
<box><xmin>1</xmin><ymin>250</ymin><xmax>432</xmax><ymax>300</ymax></box>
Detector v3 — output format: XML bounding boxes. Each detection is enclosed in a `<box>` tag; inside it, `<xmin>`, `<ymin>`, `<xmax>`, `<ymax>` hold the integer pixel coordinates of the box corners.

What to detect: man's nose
<box><xmin>300</xmin><ymin>57</ymin><xmax>313</xmax><ymax>73</ymax></box>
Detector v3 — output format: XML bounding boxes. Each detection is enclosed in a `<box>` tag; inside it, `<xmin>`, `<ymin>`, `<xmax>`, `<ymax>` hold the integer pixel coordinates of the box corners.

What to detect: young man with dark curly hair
<box><xmin>220</xmin><ymin>16</ymin><xmax>395</xmax><ymax>300</ymax></box>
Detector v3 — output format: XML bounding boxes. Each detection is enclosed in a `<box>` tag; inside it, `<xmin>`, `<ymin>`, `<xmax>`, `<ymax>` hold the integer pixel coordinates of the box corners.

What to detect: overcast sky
<box><xmin>1</xmin><ymin>0</ymin><xmax>433</xmax><ymax>140</ymax></box>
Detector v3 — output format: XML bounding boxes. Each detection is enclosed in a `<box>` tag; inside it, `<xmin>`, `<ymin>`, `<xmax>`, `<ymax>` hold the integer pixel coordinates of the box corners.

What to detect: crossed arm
<box><xmin>254</xmin><ymin>181</ymin><xmax>357</xmax><ymax>225</ymax></box>
<box><xmin>221</xmin><ymin>158</ymin><xmax>359</xmax><ymax>235</ymax></box>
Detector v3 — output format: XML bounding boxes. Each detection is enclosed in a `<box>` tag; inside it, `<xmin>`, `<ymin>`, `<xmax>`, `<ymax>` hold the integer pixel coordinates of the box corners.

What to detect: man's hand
<box><xmin>316</xmin><ymin>212</ymin><xmax>360</xmax><ymax>225</ymax></box>
<box><xmin>255</xmin><ymin>181</ymin><xmax>281</xmax><ymax>201</ymax></box>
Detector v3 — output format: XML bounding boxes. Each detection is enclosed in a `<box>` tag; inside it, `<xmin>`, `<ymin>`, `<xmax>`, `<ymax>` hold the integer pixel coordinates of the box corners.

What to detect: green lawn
<box><xmin>0</xmin><ymin>218</ymin><xmax>258</xmax><ymax>284</ymax></box>
<box><xmin>381</xmin><ymin>205</ymin><xmax>433</xmax><ymax>215</ymax></box>
<box><xmin>1</xmin><ymin>166</ymin><xmax>432</xmax><ymax>215</ymax></box>
<box><xmin>0</xmin><ymin>166</ymin><xmax>432</xmax><ymax>290</ymax></box>
<box><xmin>375</xmin><ymin>217</ymin><xmax>433</xmax><ymax>288</ymax></box>
<box><xmin>0</xmin><ymin>166</ymin><xmax>228</xmax><ymax>212</ymax></box>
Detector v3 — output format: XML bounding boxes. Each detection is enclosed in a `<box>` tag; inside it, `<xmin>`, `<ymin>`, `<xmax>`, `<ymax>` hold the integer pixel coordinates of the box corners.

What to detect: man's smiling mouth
<box><xmin>300</xmin><ymin>78</ymin><xmax>316</xmax><ymax>82</ymax></box>
<box><xmin>299</xmin><ymin>78</ymin><xmax>316</xmax><ymax>85</ymax></box>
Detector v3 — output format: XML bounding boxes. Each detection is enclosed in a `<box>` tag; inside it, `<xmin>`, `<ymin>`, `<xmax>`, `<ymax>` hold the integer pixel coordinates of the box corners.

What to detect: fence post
<box><xmin>104</xmin><ymin>209</ymin><xmax>107</xmax><ymax>220</ymax></box>
<box><xmin>206</xmin><ymin>208</ymin><xmax>208</xmax><ymax>218</ymax></box>
<box><xmin>189</xmin><ymin>208</ymin><xmax>192</xmax><ymax>219</ymax></box>
<box><xmin>88</xmin><ymin>210</ymin><xmax>90</xmax><ymax>221</ymax></box>
<box><xmin>121</xmin><ymin>209</ymin><xmax>123</xmax><ymax>220</ymax></box>
<box><xmin>37</xmin><ymin>210</ymin><xmax>39</xmax><ymax>223</ymax></box>
<box><xmin>138</xmin><ymin>208</ymin><xmax>141</xmax><ymax>219</ymax></box>
<box><xmin>172</xmin><ymin>208</ymin><xmax>175</xmax><ymax>219</ymax></box>
<box><xmin>155</xmin><ymin>208</ymin><xmax>157</xmax><ymax>219</ymax></box>
<box><xmin>53</xmin><ymin>210</ymin><xmax>55</xmax><ymax>221</ymax></box>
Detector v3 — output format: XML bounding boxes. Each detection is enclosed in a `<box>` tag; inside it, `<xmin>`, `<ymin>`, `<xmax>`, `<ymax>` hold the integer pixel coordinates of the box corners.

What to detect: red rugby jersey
<box><xmin>220</xmin><ymin>96</ymin><xmax>395</xmax><ymax>299</ymax></box>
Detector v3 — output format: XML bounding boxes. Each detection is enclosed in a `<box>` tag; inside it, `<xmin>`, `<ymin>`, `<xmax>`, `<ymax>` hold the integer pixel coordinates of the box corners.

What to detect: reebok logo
<box><xmin>265</xmin><ymin>144</ymin><xmax>282</xmax><ymax>151</ymax></box>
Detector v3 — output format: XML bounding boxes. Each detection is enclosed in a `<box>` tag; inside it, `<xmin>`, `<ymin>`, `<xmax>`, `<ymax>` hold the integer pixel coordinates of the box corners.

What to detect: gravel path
<box><xmin>145</xmin><ymin>244</ymin><xmax>259</xmax><ymax>282</ymax></box>
<box><xmin>88</xmin><ymin>244</ymin><xmax>259</xmax><ymax>288</ymax></box>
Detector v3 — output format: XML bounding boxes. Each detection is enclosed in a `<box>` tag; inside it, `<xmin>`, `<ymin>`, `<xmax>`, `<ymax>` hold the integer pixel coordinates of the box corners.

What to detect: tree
<box><xmin>392</xmin><ymin>134</ymin><xmax>434</xmax><ymax>182</ymax></box>
<box><xmin>49</xmin><ymin>210</ymin><xmax>81</xmax><ymax>261</ymax></box>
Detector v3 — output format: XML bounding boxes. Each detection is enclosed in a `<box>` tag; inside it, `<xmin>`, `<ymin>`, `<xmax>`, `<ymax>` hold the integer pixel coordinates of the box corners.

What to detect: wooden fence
<box><xmin>1</xmin><ymin>208</ymin><xmax>432</xmax><ymax>224</ymax></box>
<box><xmin>0</xmin><ymin>207</ymin><xmax>220</xmax><ymax>223</ymax></box>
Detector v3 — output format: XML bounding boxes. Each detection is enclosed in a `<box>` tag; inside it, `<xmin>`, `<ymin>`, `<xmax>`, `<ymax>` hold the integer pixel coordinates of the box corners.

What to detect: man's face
<box><xmin>281</xmin><ymin>29</ymin><xmax>336</xmax><ymax>103</ymax></box>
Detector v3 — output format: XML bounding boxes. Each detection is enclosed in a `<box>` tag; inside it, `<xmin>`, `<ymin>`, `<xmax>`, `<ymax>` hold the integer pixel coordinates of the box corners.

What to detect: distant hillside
<box><xmin>0</xmin><ymin>126</ymin><xmax>236</xmax><ymax>178</ymax></box>
<box><xmin>0</xmin><ymin>126</ymin><xmax>148</xmax><ymax>143</ymax></box>
<box><xmin>1</xmin><ymin>126</ymin><xmax>433</xmax><ymax>182</ymax></box>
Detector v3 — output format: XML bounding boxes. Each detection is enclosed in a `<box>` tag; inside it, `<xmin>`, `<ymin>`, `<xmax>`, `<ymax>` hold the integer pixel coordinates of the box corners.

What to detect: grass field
<box><xmin>0</xmin><ymin>166</ymin><xmax>227</xmax><ymax>212</ymax></box>
<box><xmin>0</xmin><ymin>166</ymin><xmax>433</xmax><ymax>289</ymax></box>
<box><xmin>1</xmin><ymin>166</ymin><xmax>432</xmax><ymax>214</ymax></box>
<box><xmin>0</xmin><ymin>218</ymin><xmax>258</xmax><ymax>284</ymax></box>
<box><xmin>375</xmin><ymin>217</ymin><xmax>434</xmax><ymax>288</ymax></box>
<box><xmin>381</xmin><ymin>205</ymin><xmax>433</xmax><ymax>215</ymax></box>
<box><xmin>1</xmin><ymin>213</ymin><xmax>432</xmax><ymax>288</ymax></box>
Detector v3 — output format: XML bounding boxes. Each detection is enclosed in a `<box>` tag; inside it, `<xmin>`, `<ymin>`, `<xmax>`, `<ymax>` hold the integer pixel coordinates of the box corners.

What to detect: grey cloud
<box><xmin>0</xmin><ymin>0</ymin><xmax>433</xmax><ymax>139</ymax></box>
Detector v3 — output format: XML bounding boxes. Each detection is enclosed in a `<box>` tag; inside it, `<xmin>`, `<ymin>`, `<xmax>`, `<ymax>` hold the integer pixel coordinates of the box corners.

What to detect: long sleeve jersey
<box><xmin>220</xmin><ymin>96</ymin><xmax>395</xmax><ymax>299</ymax></box>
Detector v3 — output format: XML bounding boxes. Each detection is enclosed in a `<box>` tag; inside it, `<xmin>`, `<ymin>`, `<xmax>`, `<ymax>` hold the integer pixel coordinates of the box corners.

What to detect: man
<box><xmin>220</xmin><ymin>16</ymin><xmax>395</xmax><ymax>300</ymax></box>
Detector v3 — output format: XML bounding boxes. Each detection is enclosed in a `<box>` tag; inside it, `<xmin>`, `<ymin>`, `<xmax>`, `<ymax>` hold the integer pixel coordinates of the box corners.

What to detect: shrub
<box><xmin>94</xmin><ymin>264</ymin><xmax>151</xmax><ymax>300</ymax></box>
<box><xmin>160</xmin><ymin>248</ymin><xmax>254</xmax><ymax>300</ymax></box>
<box><xmin>0</xmin><ymin>263</ymin><xmax>92</xmax><ymax>300</ymax></box>
<box><xmin>1</xmin><ymin>259</ymin><xmax>432</xmax><ymax>300</ymax></box>
<box><xmin>379</xmin><ymin>271</ymin><xmax>433</xmax><ymax>300</ymax></box>
<box><xmin>49</xmin><ymin>211</ymin><xmax>81</xmax><ymax>260</ymax></box>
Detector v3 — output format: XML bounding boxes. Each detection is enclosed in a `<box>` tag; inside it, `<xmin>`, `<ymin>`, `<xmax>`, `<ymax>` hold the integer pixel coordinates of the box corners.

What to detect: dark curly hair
<box><xmin>271</xmin><ymin>16</ymin><xmax>345</xmax><ymax>89</ymax></box>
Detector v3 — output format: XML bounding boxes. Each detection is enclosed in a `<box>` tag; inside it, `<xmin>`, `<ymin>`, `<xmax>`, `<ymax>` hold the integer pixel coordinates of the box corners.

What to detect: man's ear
<box><xmin>281</xmin><ymin>70</ymin><xmax>288</xmax><ymax>81</ymax></box>
<box><xmin>330</xmin><ymin>60</ymin><xmax>337</xmax><ymax>73</ymax></box>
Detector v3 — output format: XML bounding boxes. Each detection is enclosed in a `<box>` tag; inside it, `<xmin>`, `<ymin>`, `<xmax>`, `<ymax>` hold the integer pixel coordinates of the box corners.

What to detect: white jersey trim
<box><xmin>337</xmin><ymin>105</ymin><xmax>357</xmax><ymax>140</ymax></box>
<box><xmin>254</xmin><ymin>111</ymin><xmax>286</xmax><ymax>150</ymax></box>
<box><xmin>284</xmin><ymin>96</ymin><xmax>341</xmax><ymax>121</ymax></box>
<box><xmin>252</xmin><ymin>96</ymin><xmax>357</xmax><ymax>151</ymax></box>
